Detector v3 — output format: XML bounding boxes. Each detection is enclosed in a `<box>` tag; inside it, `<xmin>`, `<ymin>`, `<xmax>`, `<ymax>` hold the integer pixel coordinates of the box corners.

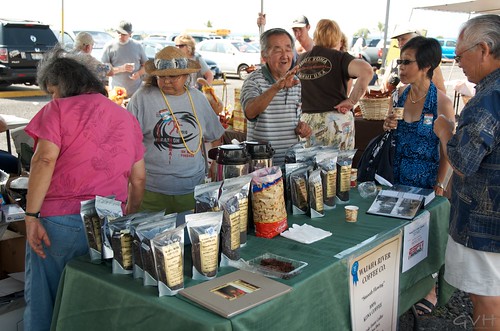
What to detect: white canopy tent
<box><xmin>412</xmin><ymin>0</ymin><xmax>499</xmax><ymax>82</ymax></box>
<box><xmin>413</xmin><ymin>0</ymin><xmax>500</xmax><ymax>15</ymax></box>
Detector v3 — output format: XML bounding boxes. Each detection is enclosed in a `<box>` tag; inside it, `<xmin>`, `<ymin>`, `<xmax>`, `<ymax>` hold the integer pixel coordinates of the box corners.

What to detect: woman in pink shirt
<box><xmin>23</xmin><ymin>48</ymin><xmax>146</xmax><ymax>331</ymax></box>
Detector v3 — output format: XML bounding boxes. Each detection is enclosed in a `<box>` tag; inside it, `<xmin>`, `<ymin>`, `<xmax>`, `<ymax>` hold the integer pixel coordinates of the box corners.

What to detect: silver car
<box><xmin>197</xmin><ymin>39</ymin><xmax>261</xmax><ymax>79</ymax></box>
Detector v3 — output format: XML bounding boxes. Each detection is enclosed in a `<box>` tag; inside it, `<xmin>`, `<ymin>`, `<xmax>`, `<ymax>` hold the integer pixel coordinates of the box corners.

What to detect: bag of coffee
<box><xmin>136</xmin><ymin>213</ymin><xmax>178</xmax><ymax>286</ymax></box>
<box><xmin>186</xmin><ymin>211</ymin><xmax>223</xmax><ymax>280</ymax></box>
<box><xmin>194</xmin><ymin>181</ymin><xmax>222</xmax><ymax>213</ymax></box>
<box><xmin>308</xmin><ymin>169</ymin><xmax>324</xmax><ymax>218</ymax></box>
<box><xmin>218</xmin><ymin>186</ymin><xmax>241</xmax><ymax>262</ymax></box>
<box><xmin>221</xmin><ymin>174</ymin><xmax>252</xmax><ymax>246</ymax></box>
<box><xmin>95</xmin><ymin>196</ymin><xmax>123</xmax><ymax>260</ymax></box>
<box><xmin>152</xmin><ymin>224</ymin><xmax>186</xmax><ymax>296</ymax></box>
<box><xmin>315</xmin><ymin>150</ymin><xmax>339</xmax><ymax>210</ymax></box>
<box><xmin>336</xmin><ymin>149</ymin><xmax>357</xmax><ymax>204</ymax></box>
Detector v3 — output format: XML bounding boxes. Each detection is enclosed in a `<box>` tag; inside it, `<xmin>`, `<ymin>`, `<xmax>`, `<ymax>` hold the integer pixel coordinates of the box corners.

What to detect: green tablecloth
<box><xmin>51</xmin><ymin>192</ymin><xmax>452</xmax><ymax>331</ymax></box>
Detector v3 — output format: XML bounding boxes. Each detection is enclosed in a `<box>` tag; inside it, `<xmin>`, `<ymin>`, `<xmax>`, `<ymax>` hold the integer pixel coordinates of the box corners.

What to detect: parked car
<box><xmin>143</xmin><ymin>34</ymin><xmax>169</xmax><ymax>42</ymax></box>
<box><xmin>169</xmin><ymin>33</ymin><xmax>212</xmax><ymax>44</ymax></box>
<box><xmin>143</xmin><ymin>40</ymin><xmax>222</xmax><ymax>79</ymax></box>
<box><xmin>73</xmin><ymin>30</ymin><xmax>114</xmax><ymax>61</ymax></box>
<box><xmin>131</xmin><ymin>33</ymin><xmax>145</xmax><ymax>43</ymax></box>
<box><xmin>0</xmin><ymin>18</ymin><xmax>58</xmax><ymax>87</ymax></box>
<box><xmin>436</xmin><ymin>38</ymin><xmax>456</xmax><ymax>61</ymax></box>
<box><xmin>52</xmin><ymin>29</ymin><xmax>76</xmax><ymax>51</ymax></box>
<box><xmin>350</xmin><ymin>38</ymin><xmax>388</xmax><ymax>68</ymax></box>
<box><xmin>197</xmin><ymin>39</ymin><xmax>261</xmax><ymax>79</ymax></box>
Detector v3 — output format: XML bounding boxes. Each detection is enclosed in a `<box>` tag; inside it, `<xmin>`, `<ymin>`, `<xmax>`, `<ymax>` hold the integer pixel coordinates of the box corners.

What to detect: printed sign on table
<box><xmin>349</xmin><ymin>232</ymin><xmax>402</xmax><ymax>331</ymax></box>
<box><xmin>402</xmin><ymin>210</ymin><xmax>430</xmax><ymax>273</ymax></box>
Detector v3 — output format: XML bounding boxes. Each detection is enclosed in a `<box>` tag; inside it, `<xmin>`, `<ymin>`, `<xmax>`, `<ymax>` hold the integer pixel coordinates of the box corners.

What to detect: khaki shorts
<box><xmin>444</xmin><ymin>235</ymin><xmax>500</xmax><ymax>296</ymax></box>
<box><xmin>301</xmin><ymin>111</ymin><xmax>355</xmax><ymax>149</ymax></box>
<box><xmin>140</xmin><ymin>190</ymin><xmax>195</xmax><ymax>214</ymax></box>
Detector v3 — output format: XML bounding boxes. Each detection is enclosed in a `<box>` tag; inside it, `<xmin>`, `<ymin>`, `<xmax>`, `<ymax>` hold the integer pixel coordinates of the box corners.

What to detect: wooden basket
<box><xmin>358</xmin><ymin>97</ymin><xmax>390</xmax><ymax>120</ymax></box>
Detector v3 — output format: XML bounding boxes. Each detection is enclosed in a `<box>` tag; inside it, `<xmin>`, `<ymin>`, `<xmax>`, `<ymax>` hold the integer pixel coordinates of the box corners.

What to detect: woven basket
<box><xmin>358</xmin><ymin>97</ymin><xmax>390</xmax><ymax>120</ymax></box>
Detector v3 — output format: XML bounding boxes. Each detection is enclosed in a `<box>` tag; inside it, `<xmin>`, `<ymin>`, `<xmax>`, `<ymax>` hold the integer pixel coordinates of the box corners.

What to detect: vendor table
<box><xmin>51</xmin><ymin>192</ymin><xmax>452</xmax><ymax>331</ymax></box>
<box><xmin>1</xmin><ymin>114</ymin><xmax>29</xmax><ymax>154</ymax></box>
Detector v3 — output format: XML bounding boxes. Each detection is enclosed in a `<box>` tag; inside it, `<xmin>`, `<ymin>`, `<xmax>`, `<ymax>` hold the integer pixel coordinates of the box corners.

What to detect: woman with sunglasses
<box><xmin>127</xmin><ymin>46</ymin><xmax>224</xmax><ymax>214</ymax></box>
<box><xmin>383</xmin><ymin>36</ymin><xmax>454</xmax><ymax>316</ymax></box>
<box><xmin>174</xmin><ymin>34</ymin><xmax>214</xmax><ymax>90</ymax></box>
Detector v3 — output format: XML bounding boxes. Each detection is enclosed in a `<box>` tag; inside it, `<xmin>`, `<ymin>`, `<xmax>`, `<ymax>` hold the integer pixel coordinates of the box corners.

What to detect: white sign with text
<box><xmin>349</xmin><ymin>233</ymin><xmax>402</xmax><ymax>331</ymax></box>
<box><xmin>402</xmin><ymin>211</ymin><xmax>430</xmax><ymax>273</ymax></box>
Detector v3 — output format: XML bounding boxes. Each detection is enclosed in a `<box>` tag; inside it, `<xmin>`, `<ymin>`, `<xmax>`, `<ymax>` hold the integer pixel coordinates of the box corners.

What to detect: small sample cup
<box><xmin>345</xmin><ymin>205</ymin><xmax>359</xmax><ymax>223</ymax></box>
<box><xmin>393</xmin><ymin>107</ymin><xmax>404</xmax><ymax>120</ymax></box>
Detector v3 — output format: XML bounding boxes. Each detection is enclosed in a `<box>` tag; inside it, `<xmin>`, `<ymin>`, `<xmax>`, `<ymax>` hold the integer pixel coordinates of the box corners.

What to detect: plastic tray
<box><xmin>247</xmin><ymin>253</ymin><xmax>308</xmax><ymax>279</ymax></box>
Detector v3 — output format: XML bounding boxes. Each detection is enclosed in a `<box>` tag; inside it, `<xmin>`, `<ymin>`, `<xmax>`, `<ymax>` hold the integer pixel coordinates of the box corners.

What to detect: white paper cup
<box><xmin>393</xmin><ymin>107</ymin><xmax>404</xmax><ymax>120</ymax></box>
<box><xmin>345</xmin><ymin>205</ymin><xmax>359</xmax><ymax>223</ymax></box>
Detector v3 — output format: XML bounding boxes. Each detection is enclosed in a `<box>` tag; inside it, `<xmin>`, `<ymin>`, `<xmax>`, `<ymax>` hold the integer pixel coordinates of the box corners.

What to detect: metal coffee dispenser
<box><xmin>245</xmin><ymin>141</ymin><xmax>274</xmax><ymax>172</ymax></box>
<box><xmin>209</xmin><ymin>144</ymin><xmax>250</xmax><ymax>181</ymax></box>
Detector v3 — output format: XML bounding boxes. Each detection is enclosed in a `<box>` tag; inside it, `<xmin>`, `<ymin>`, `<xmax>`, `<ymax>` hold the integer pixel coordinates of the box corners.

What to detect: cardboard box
<box><xmin>233</xmin><ymin>88</ymin><xmax>247</xmax><ymax>134</ymax></box>
<box><xmin>232</xmin><ymin>108</ymin><xmax>247</xmax><ymax>134</ymax></box>
<box><xmin>1</xmin><ymin>205</ymin><xmax>25</xmax><ymax>223</ymax></box>
<box><xmin>0</xmin><ymin>229</ymin><xmax>26</xmax><ymax>279</ymax></box>
<box><xmin>0</xmin><ymin>296</ymin><xmax>25</xmax><ymax>331</ymax></box>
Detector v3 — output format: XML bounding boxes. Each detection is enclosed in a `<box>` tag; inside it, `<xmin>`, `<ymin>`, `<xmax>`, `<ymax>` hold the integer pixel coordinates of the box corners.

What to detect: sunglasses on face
<box><xmin>396</xmin><ymin>59</ymin><xmax>416</xmax><ymax>66</ymax></box>
<box><xmin>176</xmin><ymin>44</ymin><xmax>187</xmax><ymax>48</ymax></box>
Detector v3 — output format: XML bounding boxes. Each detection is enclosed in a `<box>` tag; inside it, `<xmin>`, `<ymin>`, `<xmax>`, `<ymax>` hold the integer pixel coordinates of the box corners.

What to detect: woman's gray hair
<box><xmin>260</xmin><ymin>28</ymin><xmax>294</xmax><ymax>55</ymax></box>
<box><xmin>459</xmin><ymin>14</ymin><xmax>500</xmax><ymax>59</ymax></box>
<box><xmin>37</xmin><ymin>46</ymin><xmax>107</xmax><ymax>97</ymax></box>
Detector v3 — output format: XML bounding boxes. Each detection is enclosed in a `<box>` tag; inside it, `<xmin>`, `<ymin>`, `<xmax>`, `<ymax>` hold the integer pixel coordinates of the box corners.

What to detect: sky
<box><xmin>3</xmin><ymin>0</ymin><xmax>472</xmax><ymax>41</ymax></box>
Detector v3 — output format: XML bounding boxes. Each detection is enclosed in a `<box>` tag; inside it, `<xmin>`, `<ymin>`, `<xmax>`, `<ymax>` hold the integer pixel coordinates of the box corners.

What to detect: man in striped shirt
<box><xmin>241</xmin><ymin>28</ymin><xmax>311</xmax><ymax>165</ymax></box>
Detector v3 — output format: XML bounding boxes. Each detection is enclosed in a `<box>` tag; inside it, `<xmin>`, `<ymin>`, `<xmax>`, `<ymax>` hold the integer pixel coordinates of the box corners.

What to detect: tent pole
<box><xmin>381</xmin><ymin>0</ymin><xmax>391</xmax><ymax>70</ymax></box>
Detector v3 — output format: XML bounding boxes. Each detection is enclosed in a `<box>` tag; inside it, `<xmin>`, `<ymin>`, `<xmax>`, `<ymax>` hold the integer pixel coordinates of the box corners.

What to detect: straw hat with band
<box><xmin>145</xmin><ymin>46</ymin><xmax>200</xmax><ymax>76</ymax></box>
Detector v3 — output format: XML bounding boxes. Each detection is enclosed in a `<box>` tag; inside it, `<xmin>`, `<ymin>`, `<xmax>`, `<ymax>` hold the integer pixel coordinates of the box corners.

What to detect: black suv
<box><xmin>0</xmin><ymin>18</ymin><xmax>58</xmax><ymax>87</ymax></box>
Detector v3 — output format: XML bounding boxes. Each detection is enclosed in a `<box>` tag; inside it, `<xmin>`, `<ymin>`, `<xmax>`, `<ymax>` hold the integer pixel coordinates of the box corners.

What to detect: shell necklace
<box><xmin>409</xmin><ymin>85</ymin><xmax>428</xmax><ymax>104</ymax></box>
<box><xmin>160</xmin><ymin>87</ymin><xmax>203</xmax><ymax>155</ymax></box>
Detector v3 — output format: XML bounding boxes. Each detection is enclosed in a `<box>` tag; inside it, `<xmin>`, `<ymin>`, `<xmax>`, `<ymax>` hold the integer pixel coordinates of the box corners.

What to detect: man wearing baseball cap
<box><xmin>72</xmin><ymin>32</ymin><xmax>112</xmax><ymax>84</ymax></box>
<box><xmin>291</xmin><ymin>15</ymin><xmax>314</xmax><ymax>54</ymax></box>
<box><xmin>101</xmin><ymin>21</ymin><xmax>148</xmax><ymax>97</ymax></box>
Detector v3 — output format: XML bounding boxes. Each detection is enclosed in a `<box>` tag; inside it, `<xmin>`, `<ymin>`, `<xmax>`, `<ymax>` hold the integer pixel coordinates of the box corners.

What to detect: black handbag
<box><xmin>357</xmin><ymin>130</ymin><xmax>395</xmax><ymax>184</ymax></box>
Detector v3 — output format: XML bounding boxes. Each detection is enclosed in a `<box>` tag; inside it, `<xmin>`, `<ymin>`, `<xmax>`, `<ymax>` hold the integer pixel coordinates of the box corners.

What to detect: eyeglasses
<box><xmin>396</xmin><ymin>59</ymin><xmax>417</xmax><ymax>66</ymax></box>
<box><xmin>175</xmin><ymin>44</ymin><xmax>187</xmax><ymax>48</ymax></box>
<box><xmin>156</xmin><ymin>75</ymin><xmax>183</xmax><ymax>83</ymax></box>
<box><xmin>454</xmin><ymin>44</ymin><xmax>478</xmax><ymax>63</ymax></box>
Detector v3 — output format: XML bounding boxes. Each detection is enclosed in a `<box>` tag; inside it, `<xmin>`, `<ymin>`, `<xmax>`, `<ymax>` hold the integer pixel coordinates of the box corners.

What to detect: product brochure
<box><xmin>366</xmin><ymin>189</ymin><xmax>425</xmax><ymax>220</ymax></box>
<box><xmin>387</xmin><ymin>184</ymin><xmax>435</xmax><ymax>206</ymax></box>
<box><xmin>179</xmin><ymin>269</ymin><xmax>292</xmax><ymax>318</ymax></box>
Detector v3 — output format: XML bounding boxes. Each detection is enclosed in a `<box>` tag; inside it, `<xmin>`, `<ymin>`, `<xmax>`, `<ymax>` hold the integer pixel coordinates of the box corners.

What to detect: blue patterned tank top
<box><xmin>393</xmin><ymin>83</ymin><xmax>440</xmax><ymax>189</ymax></box>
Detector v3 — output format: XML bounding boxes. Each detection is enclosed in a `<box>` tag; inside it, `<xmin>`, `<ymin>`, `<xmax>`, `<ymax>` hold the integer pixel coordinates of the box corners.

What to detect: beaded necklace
<box><xmin>160</xmin><ymin>87</ymin><xmax>203</xmax><ymax>155</ymax></box>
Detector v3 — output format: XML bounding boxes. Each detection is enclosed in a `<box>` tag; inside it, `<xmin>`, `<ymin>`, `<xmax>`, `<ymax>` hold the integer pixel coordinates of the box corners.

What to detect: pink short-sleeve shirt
<box><xmin>25</xmin><ymin>93</ymin><xmax>145</xmax><ymax>217</ymax></box>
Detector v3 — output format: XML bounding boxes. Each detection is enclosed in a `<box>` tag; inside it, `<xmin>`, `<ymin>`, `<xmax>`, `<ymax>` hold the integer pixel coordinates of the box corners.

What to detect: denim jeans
<box><xmin>24</xmin><ymin>214</ymin><xmax>88</xmax><ymax>331</ymax></box>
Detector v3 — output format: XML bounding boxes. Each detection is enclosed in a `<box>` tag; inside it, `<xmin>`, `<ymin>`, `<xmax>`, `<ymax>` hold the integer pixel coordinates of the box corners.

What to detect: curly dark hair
<box><xmin>37</xmin><ymin>47</ymin><xmax>107</xmax><ymax>98</ymax></box>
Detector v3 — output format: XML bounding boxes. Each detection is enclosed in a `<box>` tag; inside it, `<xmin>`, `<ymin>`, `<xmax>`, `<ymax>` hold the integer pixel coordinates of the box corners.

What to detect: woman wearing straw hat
<box><xmin>127</xmin><ymin>46</ymin><xmax>224</xmax><ymax>213</ymax></box>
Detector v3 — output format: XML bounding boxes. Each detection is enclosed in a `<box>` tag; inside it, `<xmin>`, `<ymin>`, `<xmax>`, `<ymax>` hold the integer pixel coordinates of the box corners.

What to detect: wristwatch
<box><xmin>25</xmin><ymin>211</ymin><xmax>40</xmax><ymax>218</ymax></box>
<box><xmin>435</xmin><ymin>182</ymin><xmax>445</xmax><ymax>190</ymax></box>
